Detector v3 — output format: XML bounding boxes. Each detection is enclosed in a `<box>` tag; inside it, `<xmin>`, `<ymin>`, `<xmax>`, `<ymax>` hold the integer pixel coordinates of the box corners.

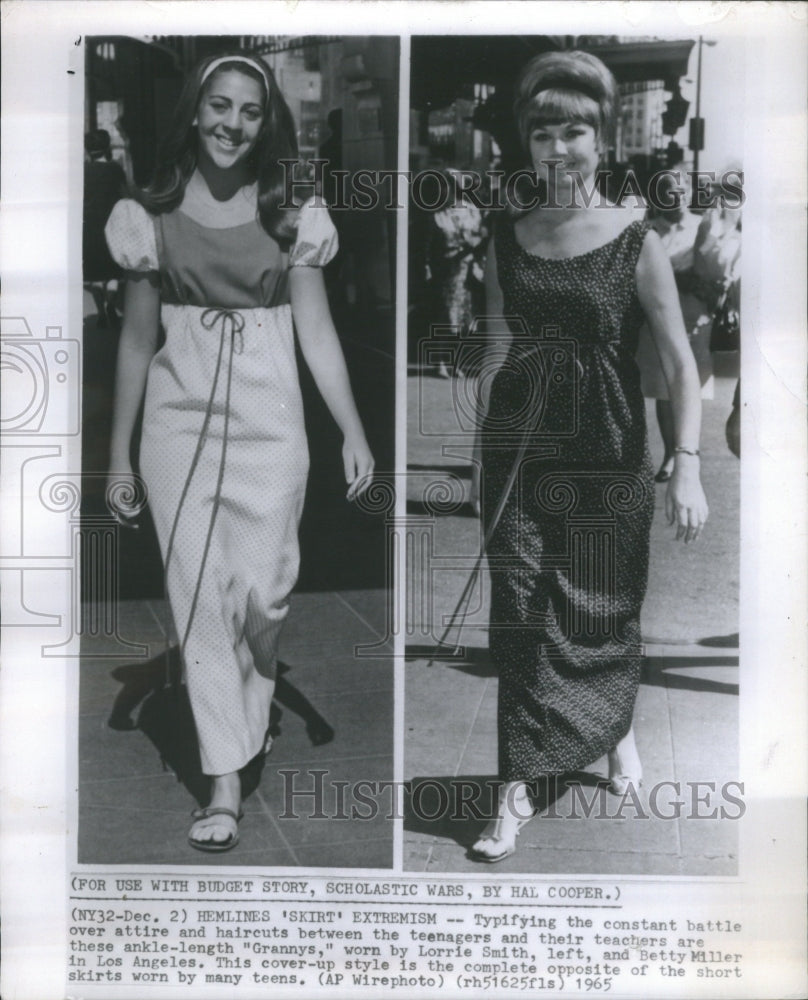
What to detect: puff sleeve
<box><xmin>288</xmin><ymin>196</ymin><xmax>338</xmax><ymax>267</ymax></box>
<box><xmin>104</xmin><ymin>199</ymin><xmax>159</xmax><ymax>273</ymax></box>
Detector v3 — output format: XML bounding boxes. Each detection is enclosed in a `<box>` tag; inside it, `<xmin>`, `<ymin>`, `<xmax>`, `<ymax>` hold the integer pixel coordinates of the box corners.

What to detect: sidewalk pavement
<box><xmin>404</xmin><ymin>359</ymin><xmax>740</xmax><ymax>875</ymax></box>
<box><xmin>79</xmin><ymin>590</ymin><xmax>393</xmax><ymax>868</ymax></box>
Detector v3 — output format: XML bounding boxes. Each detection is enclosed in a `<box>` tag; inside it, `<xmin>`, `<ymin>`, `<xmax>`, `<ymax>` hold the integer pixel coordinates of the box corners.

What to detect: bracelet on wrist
<box><xmin>673</xmin><ymin>446</ymin><xmax>700</xmax><ymax>457</ymax></box>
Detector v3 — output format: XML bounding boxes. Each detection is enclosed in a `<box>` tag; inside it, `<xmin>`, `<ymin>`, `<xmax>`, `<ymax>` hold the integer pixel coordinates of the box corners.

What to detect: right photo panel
<box><xmin>405</xmin><ymin>34</ymin><xmax>742</xmax><ymax>874</ymax></box>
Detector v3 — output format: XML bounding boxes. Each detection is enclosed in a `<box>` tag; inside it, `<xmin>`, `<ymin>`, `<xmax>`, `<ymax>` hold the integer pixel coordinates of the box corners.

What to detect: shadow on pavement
<box><xmin>642</xmin><ymin>655</ymin><xmax>739</xmax><ymax>695</ymax></box>
<box><xmin>699</xmin><ymin>633</ymin><xmax>740</xmax><ymax>648</ymax></box>
<box><xmin>105</xmin><ymin>653</ymin><xmax>336</xmax><ymax>809</ymax></box>
<box><xmin>408</xmin><ymin>463</ymin><xmax>472</xmax><ymax>480</ymax></box>
<box><xmin>406</xmin><ymin>500</ymin><xmax>479</xmax><ymax>518</ymax></box>
<box><xmin>405</xmin><ymin>643</ymin><xmax>494</xmax><ymax>677</ymax></box>
<box><xmin>404</xmin><ymin>773</ymin><xmax>598</xmax><ymax>851</ymax></box>
<box><xmin>406</xmin><ymin>645</ymin><xmax>739</xmax><ymax>695</ymax></box>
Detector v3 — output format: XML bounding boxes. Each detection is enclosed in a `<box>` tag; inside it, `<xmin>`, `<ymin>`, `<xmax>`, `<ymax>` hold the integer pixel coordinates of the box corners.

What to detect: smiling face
<box><xmin>195</xmin><ymin>68</ymin><xmax>265</xmax><ymax>174</ymax></box>
<box><xmin>528</xmin><ymin>120</ymin><xmax>601</xmax><ymax>191</ymax></box>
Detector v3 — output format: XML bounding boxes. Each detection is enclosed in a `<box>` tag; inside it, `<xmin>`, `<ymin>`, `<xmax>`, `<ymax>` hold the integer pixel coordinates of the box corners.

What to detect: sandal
<box><xmin>188</xmin><ymin>806</ymin><xmax>243</xmax><ymax>853</ymax></box>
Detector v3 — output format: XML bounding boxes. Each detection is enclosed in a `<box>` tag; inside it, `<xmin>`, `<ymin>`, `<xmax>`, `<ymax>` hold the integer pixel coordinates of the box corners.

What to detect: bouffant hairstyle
<box><xmin>514</xmin><ymin>50</ymin><xmax>619</xmax><ymax>152</ymax></box>
<box><xmin>137</xmin><ymin>53</ymin><xmax>299</xmax><ymax>243</ymax></box>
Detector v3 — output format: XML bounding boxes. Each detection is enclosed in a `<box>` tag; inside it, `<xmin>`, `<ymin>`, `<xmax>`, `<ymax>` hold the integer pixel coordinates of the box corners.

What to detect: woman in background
<box><xmin>425</xmin><ymin>167</ymin><xmax>487</xmax><ymax>377</ymax></box>
<box><xmin>636</xmin><ymin>167</ymin><xmax>739</xmax><ymax>481</ymax></box>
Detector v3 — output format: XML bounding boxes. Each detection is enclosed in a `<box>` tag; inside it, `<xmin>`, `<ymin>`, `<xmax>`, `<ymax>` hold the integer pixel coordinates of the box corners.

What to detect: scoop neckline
<box><xmin>176</xmin><ymin>207</ymin><xmax>261</xmax><ymax>233</ymax></box>
<box><xmin>178</xmin><ymin>174</ymin><xmax>260</xmax><ymax>231</ymax></box>
<box><xmin>509</xmin><ymin>216</ymin><xmax>645</xmax><ymax>263</ymax></box>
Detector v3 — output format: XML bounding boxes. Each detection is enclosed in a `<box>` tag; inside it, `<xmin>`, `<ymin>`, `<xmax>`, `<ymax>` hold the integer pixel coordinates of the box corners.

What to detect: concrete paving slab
<box><xmin>79</xmin><ymin>774</ymin><xmax>296</xmax><ymax>865</ymax></box>
<box><xmin>666</xmin><ymin>687</ymin><xmax>737</xmax><ymax>773</ymax></box>
<box><xmin>79</xmin><ymin>651</ymin><xmax>175</xmax><ymax>720</ymax></box>
<box><xmin>260</xmin><ymin>759</ymin><xmax>394</xmax><ymax>849</ymax></box>
<box><xmin>293</xmin><ymin>837</ymin><xmax>393</xmax><ymax>870</ymax></box>
<box><xmin>263</xmin><ymin>686</ymin><xmax>392</xmax><ymax>765</ymax></box>
<box><xmin>79</xmin><ymin>585</ymin><xmax>395</xmax><ymax>868</ymax></box>
<box><xmin>276</xmin><ymin>651</ymin><xmax>392</xmax><ymax>698</ymax></box>
<box><xmin>283</xmin><ymin>591</ymin><xmax>382</xmax><ymax>647</ymax></box>
<box><xmin>80</xmin><ymin>770</ymin><xmax>185</xmax><ymax>810</ymax></box>
<box><xmin>332</xmin><ymin>589</ymin><xmax>391</xmax><ymax>640</ymax></box>
<box><xmin>80</xmin><ymin>711</ymin><xmax>181</xmax><ymax>783</ymax></box>
<box><xmin>403</xmin><ymin>839</ymin><xmax>437</xmax><ymax>871</ymax></box>
<box><xmin>143</xmin><ymin>598</ymin><xmax>177</xmax><ymax>640</ymax></box>
<box><xmin>423</xmin><ymin>841</ymin><xmax>686</xmax><ymax>877</ymax></box>
<box><xmin>675</xmin><ymin>855</ymin><xmax>738</xmax><ymax>876</ymax></box>
<box><xmin>664</xmin><ymin>685</ymin><xmax>738</xmax><ymax>870</ymax></box>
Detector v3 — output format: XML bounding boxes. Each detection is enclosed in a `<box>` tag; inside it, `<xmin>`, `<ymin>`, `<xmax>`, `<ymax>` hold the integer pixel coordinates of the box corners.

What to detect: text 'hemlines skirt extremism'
<box><xmin>139</xmin><ymin>303</ymin><xmax>309</xmax><ymax>775</ymax></box>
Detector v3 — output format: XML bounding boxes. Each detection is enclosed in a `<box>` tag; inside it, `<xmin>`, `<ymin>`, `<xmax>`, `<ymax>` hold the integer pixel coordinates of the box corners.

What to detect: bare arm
<box><xmin>107</xmin><ymin>274</ymin><xmax>160</xmax><ymax>517</ymax></box>
<box><xmin>476</xmin><ymin>238</ymin><xmax>513</xmax><ymax>420</ymax></box>
<box><xmin>289</xmin><ymin>266</ymin><xmax>373</xmax><ymax>498</ymax></box>
<box><xmin>636</xmin><ymin>230</ymin><xmax>708</xmax><ymax>541</ymax></box>
<box><xmin>470</xmin><ymin>237</ymin><xmax>511</xmax><ymax>513</ymax></box>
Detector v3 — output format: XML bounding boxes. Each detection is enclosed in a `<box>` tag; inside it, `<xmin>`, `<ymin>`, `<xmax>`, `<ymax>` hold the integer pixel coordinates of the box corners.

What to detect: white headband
<box><xmin>200</xmin><ymin>55</ymin><xmax>271</xmax><ymax>98</ymax></box>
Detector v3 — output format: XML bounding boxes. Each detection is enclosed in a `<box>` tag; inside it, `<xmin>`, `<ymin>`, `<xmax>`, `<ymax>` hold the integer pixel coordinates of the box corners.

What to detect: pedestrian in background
<box><xmin>425</xmin><ymin>167</ymin><xmax>487</xmax><ymax>377</ymax></box>
<box><xmin>83</xmin><ymin>129</ymin><xmax>126</xmax><ymax>325</ymax></box>
<box><xmin>635</xmin><ymin>167</ymin><xmax>718</xmax><ymax>482</ymax></box>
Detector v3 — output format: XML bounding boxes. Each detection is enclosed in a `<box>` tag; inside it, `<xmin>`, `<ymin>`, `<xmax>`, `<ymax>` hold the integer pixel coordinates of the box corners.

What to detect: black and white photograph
<box><xmin>1</xmin><ymin>3</ymin><xmax>806</xmax><ymax>1000</ymax></box>
<box><xmin>405</xmin><ymin>33</ymin><xmax>744</xmax><ymax>874</ymax></box>
<box><xmin>78</xmin><ymin>33</ymin><xmax>398</xmax><ymax>866</ymax></box>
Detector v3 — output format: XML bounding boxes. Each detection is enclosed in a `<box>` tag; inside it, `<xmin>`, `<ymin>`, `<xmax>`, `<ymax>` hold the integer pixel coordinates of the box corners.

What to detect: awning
<box><xmin>411</xmin><ymin>36</ymin><xmax>696</xmax><ymax>111</ymax></box>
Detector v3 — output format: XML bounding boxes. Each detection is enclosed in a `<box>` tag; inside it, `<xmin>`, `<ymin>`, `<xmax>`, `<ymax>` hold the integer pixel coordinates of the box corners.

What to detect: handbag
<box><xmin>710</xmin><ymin>292</ymin><xmax>741</xmax><ymax>352</ymax></box>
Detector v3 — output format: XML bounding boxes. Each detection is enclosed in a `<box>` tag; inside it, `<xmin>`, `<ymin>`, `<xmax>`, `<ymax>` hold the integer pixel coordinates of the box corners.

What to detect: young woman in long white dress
<box><xmin>105</xmin><ymin>52</ymin><xmax>373</xmax><ymax>852</ymax></box>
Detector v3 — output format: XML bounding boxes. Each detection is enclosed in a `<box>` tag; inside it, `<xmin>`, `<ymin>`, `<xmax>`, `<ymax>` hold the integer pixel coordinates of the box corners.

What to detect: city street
<box><xmin>405</xmin><ymin>356</ymin><xmax>740</xmax><ymax>874</ymax></box>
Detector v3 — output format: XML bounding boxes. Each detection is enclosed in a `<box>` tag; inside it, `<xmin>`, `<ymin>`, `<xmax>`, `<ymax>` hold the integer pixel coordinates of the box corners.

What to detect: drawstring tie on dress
<box><xmin>163</xmin><ymin>307</ymin><xmax>245</xmax><ymax>656</ymax></box>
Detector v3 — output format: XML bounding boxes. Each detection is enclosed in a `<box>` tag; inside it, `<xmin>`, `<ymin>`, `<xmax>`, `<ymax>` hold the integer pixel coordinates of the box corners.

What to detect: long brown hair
<box><xmin>136</xmin><ymin>52</ymin><xmax>299</xmax><ymax>244</ymax></box>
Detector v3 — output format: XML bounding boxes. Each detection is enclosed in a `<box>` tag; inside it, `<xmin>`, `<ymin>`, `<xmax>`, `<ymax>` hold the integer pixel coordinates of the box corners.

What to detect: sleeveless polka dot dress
<box><xmin>482</xmin><ymin>215</ymin><xmax>655</xmax><ymax>782</ymax></box>
<box><xmin>106</xmin><ymin>193</ymin><xmax>337</xmax><ymax>776</ymax></box>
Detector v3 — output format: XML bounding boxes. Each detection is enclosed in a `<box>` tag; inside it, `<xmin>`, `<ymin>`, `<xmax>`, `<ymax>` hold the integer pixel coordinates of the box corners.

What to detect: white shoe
<box><xmin>470</xmin><ymin>784</ymin><xmax>535</xmax><ymax>863</ymax></box>
<box><xmin>607</xmin><ymin>739</ymin><xmax>643</xmax><ymax>796</ymax></box>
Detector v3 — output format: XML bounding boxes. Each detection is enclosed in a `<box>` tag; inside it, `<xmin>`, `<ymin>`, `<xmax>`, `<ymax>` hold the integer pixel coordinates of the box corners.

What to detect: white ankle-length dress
<box><xmin>105</xmin><ymin>190</ymin><xmax>337</xmax><ymax>775</ymax></box>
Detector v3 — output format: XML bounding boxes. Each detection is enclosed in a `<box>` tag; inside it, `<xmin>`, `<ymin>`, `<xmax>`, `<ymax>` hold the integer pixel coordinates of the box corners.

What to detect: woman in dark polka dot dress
<box><xmin>471</xmin><ymin>50</ymin><xmax>708</xmax><ymax>862</ymax></box>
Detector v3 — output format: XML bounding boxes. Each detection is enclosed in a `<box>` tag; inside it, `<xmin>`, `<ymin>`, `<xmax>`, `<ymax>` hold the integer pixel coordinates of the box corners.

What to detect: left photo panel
<box><xmin>79</xmin><ymin>35</ymin><xmax>398</xmax><ymax>867</ymax></box>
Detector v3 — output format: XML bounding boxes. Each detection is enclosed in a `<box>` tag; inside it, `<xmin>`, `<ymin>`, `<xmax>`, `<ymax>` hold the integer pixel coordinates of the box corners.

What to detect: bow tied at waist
<box><xmin>201</xmin><ymin>307</ymin><xmax>246</xmax><ymax>354</ymax></box>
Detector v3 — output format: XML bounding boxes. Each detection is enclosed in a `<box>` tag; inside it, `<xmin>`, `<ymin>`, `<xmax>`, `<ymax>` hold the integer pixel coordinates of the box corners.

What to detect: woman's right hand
<box><xmin>106</xmin><ymin>464</ymin><xmax>142</xmax><ymax>528</ymax></box>
<box><xmin>343</xmin><ymin>434</ymin><xmax>375</xmax><ymax>501</ymax></box>
<box><xmin>665</xmin><ymin>459</ymin><xmax>709</xmax><ymax>543</ymax></box>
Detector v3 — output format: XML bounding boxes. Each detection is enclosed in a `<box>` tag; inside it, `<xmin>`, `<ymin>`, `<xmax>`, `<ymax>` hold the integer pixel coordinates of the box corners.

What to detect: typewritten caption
<box><xmin>69</xmin><ymin>875</ymin><xmax>744</xmax><ymax>994</ymax></box>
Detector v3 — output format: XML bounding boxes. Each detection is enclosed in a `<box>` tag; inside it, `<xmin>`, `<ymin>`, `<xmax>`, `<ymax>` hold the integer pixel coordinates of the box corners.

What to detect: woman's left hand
<box><xmin>665</xmin><ymin>463</ymin><xmax>709</xmax><ymax>543</ymax></box>
<box><xmin>343</xmin><ymin>435</ymin><xmax>375</xmax><ymax>501</ymax></box>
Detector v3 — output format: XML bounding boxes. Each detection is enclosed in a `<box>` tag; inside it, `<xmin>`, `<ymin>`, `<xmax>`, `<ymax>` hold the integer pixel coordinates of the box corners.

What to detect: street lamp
<box><xmin>691</xmin><ymin>36</ymin><xmax>717</xmax><ymax>175</ymax></box>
